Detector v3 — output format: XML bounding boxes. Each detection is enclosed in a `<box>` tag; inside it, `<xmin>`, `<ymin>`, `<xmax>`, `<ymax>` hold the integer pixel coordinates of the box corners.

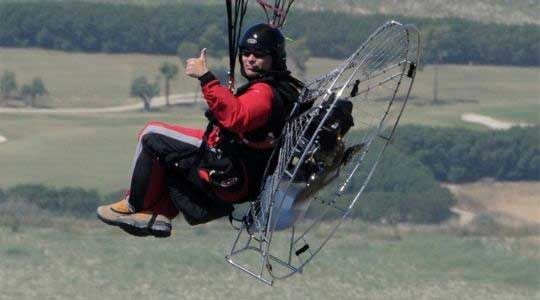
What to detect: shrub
<box><xmin>0</xmin><ymin>199</ymin><xmax>44</xmax><ymax>232</ymax></box>
<box><xmin>5</xmin><ymin>184</ymin><xmax>100</xmax><ymax>217</ymax></box>
<box><xmin>311</xmin><ymin>140</ymin><xmax>457</xmax><ymax>224</ymax></box>
<box><xmin>394</xmin><ymin>126</ymin><xmax>540</xmax><ymax>182</ymax></box>
<box><xmin>352</xmin><ymin>145</ymin><xmax>456</xmax><ymax>223</ymax></box>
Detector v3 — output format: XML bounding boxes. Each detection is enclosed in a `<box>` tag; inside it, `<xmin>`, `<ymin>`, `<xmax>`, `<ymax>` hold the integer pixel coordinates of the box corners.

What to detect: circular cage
<box><xmin>226</xmin><ymin>21</ymin><xmax>421</xmax><ymax>285</ymax></box>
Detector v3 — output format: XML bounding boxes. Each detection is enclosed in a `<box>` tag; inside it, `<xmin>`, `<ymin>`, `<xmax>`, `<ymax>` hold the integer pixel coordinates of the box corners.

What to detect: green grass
<box><xmin>304</xmin><ymin>61</ymin><xmax>540</xmax><ymax>127</ymax></box>
<box><xmin>401</xmin><ymin>64</ymin><xmax>540</xmax><ymax>126</ymax></box>
<box><xmin>0</xmin><ymin>106</ymin><xmax>207</xmax><ymax>194</ymax></box>
<box><xmin>0</xmin><ymin>220</ymin><xmax>538</xmax><ymax>300</ymax></box>
<box><xmin>0</xmin><ymin>48</ymin><xmax>207</xmax><ymax>108</ymax></box>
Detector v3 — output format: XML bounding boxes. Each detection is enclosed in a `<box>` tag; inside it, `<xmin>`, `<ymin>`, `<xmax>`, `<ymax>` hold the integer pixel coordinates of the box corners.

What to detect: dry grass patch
<box><xmin>445</xmin><ymin>180</ymin><xmax>540</xmax><ymax>225</ymax></box>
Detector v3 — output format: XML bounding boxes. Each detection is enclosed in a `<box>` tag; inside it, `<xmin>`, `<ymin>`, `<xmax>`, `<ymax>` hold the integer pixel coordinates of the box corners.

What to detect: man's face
<box><xmin>241</xmin><ymin>50</ymin><xmax>273</xmax><ymax>78</ymax></box>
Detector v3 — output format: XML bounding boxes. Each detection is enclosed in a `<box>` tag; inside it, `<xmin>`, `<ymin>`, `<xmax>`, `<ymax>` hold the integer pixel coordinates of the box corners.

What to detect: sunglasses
<box><xmin>241</xmin><ymin>50</ymin><xmax>270</xmax><ymax>59</ymax></box>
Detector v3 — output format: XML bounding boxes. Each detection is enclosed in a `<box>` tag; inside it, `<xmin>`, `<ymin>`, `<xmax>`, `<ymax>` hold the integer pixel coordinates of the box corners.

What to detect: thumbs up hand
<box><xmin>185</xmin><ymin>48</ymin><xmax>209</xmax><ymax>78</ymax></box>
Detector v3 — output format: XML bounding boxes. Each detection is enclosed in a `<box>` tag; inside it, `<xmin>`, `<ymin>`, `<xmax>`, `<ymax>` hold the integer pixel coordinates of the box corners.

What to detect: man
<box><xmin>97</xmin><ymin>23</ymin><xmax>303</xmax><ymax>237</ymax></box>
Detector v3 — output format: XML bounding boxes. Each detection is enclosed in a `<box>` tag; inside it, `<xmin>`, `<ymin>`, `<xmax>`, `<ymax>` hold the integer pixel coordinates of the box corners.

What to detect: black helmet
<box><xmin>239</xmin><ymin>23</ymin><xmax>287</xmax><ymax>73</ymax></box>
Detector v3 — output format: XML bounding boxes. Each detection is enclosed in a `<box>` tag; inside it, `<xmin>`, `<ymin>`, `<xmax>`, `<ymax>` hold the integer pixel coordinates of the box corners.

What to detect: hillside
<box><xmin>1</xmin><ymin>0</ymin><xmax>537</xmax><ymax>25</ymax></box>
<box><xmin>294</xmin><ymin>0</ymin><xmax>540</xmax><ymax>26</ymax></box>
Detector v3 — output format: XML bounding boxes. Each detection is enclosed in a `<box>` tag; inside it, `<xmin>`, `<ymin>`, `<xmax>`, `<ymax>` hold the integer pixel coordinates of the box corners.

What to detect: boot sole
<box><xmin>96</xmin><ymin>212</ymin><xmax>171</xmax><ymax>238</ymax></box>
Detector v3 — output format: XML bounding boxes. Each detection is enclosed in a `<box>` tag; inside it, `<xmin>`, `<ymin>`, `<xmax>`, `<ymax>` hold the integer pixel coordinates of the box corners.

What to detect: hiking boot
<box><xmin>97</xmin><ymin>199</ymin><xmax>171</xmax><ymax>238</ymax></box>
<box><xmin>97</xmin><ymin>198</ymin><xmax>133</xmax><ymax>224</ymax></box>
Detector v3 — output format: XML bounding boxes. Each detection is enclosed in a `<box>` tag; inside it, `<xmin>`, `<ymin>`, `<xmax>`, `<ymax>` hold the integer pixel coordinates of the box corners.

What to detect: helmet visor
<box><xmin>240</xmin><ymin>48</ymin><xmax>272</xmax><ymax>59</ymax></box>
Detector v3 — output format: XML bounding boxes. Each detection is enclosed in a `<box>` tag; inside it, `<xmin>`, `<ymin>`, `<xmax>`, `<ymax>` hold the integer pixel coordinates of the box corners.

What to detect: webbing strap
<box><xmin>148</xmin><ymin>213</ymin><xmax>158</xmax><ymax>229</ymax></box>
<box><xmin>194</xmin><ymin>111</ymin><xmax>216</xmax><ymax>166</ymax></box>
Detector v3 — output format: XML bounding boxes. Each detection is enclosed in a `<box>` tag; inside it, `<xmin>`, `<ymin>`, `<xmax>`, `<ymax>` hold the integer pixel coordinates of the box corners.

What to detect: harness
<box><xmin>168</xmin><ymin>75</ymin><xmax>303</xmax><ymax>226</ymax></box>
<box><xmin>199</xmin><ymin>76</ymin><xmax>301</xmax><ymax>202</ymax></box>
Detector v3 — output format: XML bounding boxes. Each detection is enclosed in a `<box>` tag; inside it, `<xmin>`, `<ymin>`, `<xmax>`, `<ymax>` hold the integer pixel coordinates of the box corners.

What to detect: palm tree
<box><xmin>159</xmin><ymin>62</ymin><xmax>179</xmax><ymax>107</ymax></box>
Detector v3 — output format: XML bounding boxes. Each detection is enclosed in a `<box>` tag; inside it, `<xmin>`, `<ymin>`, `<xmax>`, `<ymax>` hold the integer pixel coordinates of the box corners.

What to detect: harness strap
<box><xmin>194</xmin><ymin>110</ymin><xmax>216</xmax><ymax>166</ymax></box>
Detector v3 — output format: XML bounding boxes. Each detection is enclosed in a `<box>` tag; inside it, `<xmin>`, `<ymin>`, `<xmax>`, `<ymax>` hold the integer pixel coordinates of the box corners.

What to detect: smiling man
<box><xmin>97</xmin><ymin>23</ymin><xmax>304</xmax><ymax>237</ymax></box>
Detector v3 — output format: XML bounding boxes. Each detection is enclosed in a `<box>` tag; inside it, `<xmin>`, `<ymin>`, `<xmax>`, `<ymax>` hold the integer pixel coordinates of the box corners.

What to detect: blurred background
<box><xmin>0</xmin><ymin>0</ymin><xmax>538</xmax><ymax>299</ymax></box>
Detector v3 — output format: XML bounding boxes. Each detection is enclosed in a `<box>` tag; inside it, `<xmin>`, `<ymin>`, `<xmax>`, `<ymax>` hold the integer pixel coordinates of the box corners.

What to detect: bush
<box><xmin>0</xmin><ymin>199</ymin><xmax>44</xmax><ymax>232</ymax></box>
<box><xmin>394</xmin><ymin>126</ymin><xmax>540</xmax><ymax>182</ymax></box>
<box><xmin>311</xmin><ymin>140</ymin><xmax>457</xmax><ymax>224</ymax></box>
<box><xmin>4</xmin><ymin>184</ymin><xmax>100</xmax><ymax>217</ymax></box>
<box><xmin>354</xmin><ymin>145</ymin><xmax>456</xmax><ymax>223</ymax></box>
<box><xmin>466</xmin><ymin>213</ymin><xmax>502</xmax><ymax>236</ymax></box>
<box><xmin>0</xmin><ymin>185</ymin><xmax>127</xmax><ymax>224</ymax></box>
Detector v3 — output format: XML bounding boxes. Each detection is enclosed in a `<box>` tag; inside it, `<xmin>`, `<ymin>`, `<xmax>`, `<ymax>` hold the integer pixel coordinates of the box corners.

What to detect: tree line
<box><xmin>394</xmin><ymin>125</ymin><xmax>540</xmax><ymax>182</ymax></box>
<box><xmin>0</xmin><ymin>2</ymin><xmax>538</xmax><ymax>66</ymax></box>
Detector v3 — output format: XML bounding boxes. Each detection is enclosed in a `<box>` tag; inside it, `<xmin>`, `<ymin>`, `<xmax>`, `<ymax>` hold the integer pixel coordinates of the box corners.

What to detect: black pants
<box><xmin>129</xmin><ymin>132</ymin><xmax>233</xmax><ymax>225</ymax></box>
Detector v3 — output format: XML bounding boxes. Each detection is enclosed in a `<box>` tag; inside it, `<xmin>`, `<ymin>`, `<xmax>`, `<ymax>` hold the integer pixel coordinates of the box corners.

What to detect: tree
<box><xmin>159</xmin><ymin>62</ymin><xmax>178</xmax><ymax>107</ymax></box>
<box><xmin>21</xmin><ymin>77</ymin><xmax>48</xmax><ymax>107</ymax></box>
<box><xmin>1</xmin><ymin>71</ymin><xmax>17</xmax><ymax>100</ymax></box>
<box><xmin>130</xmin><ymin>76</ymin><xmax>160</xmax><ymax>112</ymax></box>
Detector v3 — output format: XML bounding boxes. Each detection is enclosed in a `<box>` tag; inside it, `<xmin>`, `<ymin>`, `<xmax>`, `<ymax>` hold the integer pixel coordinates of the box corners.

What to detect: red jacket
<box><xmin>202</xmin><ymin>79</ymin><xmax>274</xmax><ymax>147</ymax></box>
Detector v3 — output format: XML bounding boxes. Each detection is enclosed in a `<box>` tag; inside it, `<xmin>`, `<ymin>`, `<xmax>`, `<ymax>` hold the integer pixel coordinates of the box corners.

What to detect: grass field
<box><xmin>1</xmin><ymin>47</ymin><xmax>538</xmax><ymax>122</ymax></box>
<box><xmin>0</xmin><ymin>48</ymin><xmax>213</xmax><ymax>108</ymax></box>
<box><xmin>0</xmin><ymin>219</ymin><xmax>538</xmax><ymax>300</ymax></box>
<box><xmin>403</xmin><ymin>64</ymin><xmax>540</xmax><ymax>127</ymax></box>
<box><xmin>0</xmin><ymin>106</ymin><xmax>207</xmax><ymax>194</ymax></box>
<box><xmin>306</xmin><ymin>59</ymin><xmax>540</xmax><ymax>127</ymax></box>
<box><xmin>0</xmin><ymin>47</ymin><xmax>538</xmax><ymax>298</ymax></box>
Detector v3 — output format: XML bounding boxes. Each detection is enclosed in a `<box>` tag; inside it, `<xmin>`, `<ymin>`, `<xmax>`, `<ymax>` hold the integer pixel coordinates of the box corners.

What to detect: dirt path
<box><xmin>0</xmin><ymin>93</ymin><xmax>201</xmax><ymax>115</ymax></box>
<box><xmin>461</xmin><ymin>113</ymin><xmax>530</xmax><ymax>130</ymax></box>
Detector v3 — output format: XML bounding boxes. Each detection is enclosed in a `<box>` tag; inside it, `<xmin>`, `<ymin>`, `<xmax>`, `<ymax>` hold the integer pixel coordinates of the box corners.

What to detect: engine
<box><xmin>267</xmin><ymin>99</ymin><xmax>357</xmax><ymax>231</ymax></box>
